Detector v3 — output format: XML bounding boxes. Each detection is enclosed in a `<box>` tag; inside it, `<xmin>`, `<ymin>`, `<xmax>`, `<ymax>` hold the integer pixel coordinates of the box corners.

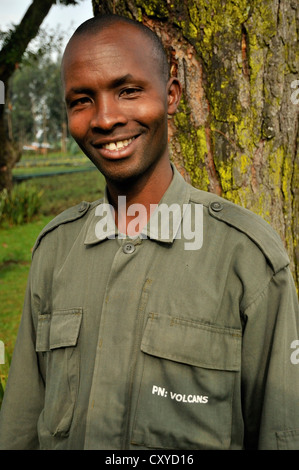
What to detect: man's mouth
<box><xmin>101</xmin><ymin>137</ymin><xmax>135</xmax><ymax>151</ymax></box>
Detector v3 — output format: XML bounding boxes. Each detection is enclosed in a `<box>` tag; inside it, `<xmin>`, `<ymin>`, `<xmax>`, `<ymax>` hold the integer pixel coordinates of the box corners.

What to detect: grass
<box><xmin>0</xmin><ymin>153</ymin><xmax>105</xmax><ymax>403</ymax></box>
<box><xmin>13</xmin><ymin>154</ymin><xmax>95</xmax><ymax>179</ymax></box>
<box><xmin>21</xmin><ymin>168</ymin><xmax>105</xmax><ymax>215</ymax></box>
<box><xmin>0</xmin><ymin>216</ymin><xmax>52</xmax><ymax>350</ymax></box>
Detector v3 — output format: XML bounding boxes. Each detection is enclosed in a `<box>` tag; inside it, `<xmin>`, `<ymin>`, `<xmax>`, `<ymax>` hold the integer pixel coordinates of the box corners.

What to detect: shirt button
<box><xmin>78</xmin><ymin>201</ymin><xmax>88</xmax><ymax>212</ymax></box>
<box><xmin>123</xmin><ymin>242</ymin><xmax>135</xmax><ymax>254</ymax></box>
<box><xmin>210</xmin><ymin>201</ymin><xmax>223</xmax><ymax>212</ymax></box>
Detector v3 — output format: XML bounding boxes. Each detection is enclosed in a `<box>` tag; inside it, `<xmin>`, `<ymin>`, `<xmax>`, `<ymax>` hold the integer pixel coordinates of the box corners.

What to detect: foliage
<box><xmin>0</xmin><ymin>0</ymin><xmax>84</xmax><ymax>193</ymax></box>
<box><xmin>0</xmin><ymin>185</ymin><xmax>43</xmax><ymax>226</ymax></box>
<box><xmin>0</xmin><ymin>24</ymin><xmax>65</xmax><ymax>63</ymax></box>
<box><xmin>9</xmin><ymin>26</ymin><xmax>67</xmax><ymax>147</ymax></box>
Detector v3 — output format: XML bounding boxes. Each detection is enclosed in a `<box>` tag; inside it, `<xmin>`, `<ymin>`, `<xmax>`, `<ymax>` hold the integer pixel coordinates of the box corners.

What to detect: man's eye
<box><xmin>70</xmin><ymin>97</ymin><xmax>91</xmax><ymax>108</ymax></box>
<box><xmin>120</xmin><ymin>87</ymin><xmax>142</xmax><ymax>97</ymax></box>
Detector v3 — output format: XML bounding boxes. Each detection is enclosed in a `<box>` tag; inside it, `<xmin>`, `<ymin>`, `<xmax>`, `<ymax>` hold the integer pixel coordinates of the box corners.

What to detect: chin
<box><xmin>89</xmin><ymin>155</ymin><xmax>150</xmax><ymax>184</ymax></box>
<box><xmin>91</xmin><ymin>159</ymin><xmax>142</xmax><ymax>185</ymax></box>
<box><xmin>105</xmin><ymin>168</ymin><xmax>146</xmax><ymax>187</ymax></box>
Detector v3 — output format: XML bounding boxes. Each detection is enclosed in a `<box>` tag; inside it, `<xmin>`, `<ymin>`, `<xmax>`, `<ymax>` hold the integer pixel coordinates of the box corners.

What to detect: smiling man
<box><xmin>0</xmin><ymin>15</ymin><xmax>298</xmax><ymax>451</ymax></box>
<box><xmin>61</xmin><ymin>16</ymin><xmax>181</xmax><ymax>233</ymax></box>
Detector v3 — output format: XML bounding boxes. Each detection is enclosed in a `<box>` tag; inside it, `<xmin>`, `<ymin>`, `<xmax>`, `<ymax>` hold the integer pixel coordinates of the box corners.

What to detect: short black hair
<box><xmin>69</xmin><ymin>14</ymin><xmax>170</xmax><ymax>83</ymax></box>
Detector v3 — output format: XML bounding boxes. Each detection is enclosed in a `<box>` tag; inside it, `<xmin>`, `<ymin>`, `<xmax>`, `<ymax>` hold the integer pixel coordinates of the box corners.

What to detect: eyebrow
<box><xmin>110</xmin><ymin>74</ymin><xmax>135</xmax><ymax>88</ymax></box>
<box><xmin>65</xmin><ymin>74</ymin><xmax>138</xmax><ymax>101</ymax></box>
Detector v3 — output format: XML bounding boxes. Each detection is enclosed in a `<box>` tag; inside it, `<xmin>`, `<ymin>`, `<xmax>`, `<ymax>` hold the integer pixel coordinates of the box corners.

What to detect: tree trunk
<box><xmin>92</xmin><ymin>0</ymin><xmax>299</xmax><ymax>288</ymax></box>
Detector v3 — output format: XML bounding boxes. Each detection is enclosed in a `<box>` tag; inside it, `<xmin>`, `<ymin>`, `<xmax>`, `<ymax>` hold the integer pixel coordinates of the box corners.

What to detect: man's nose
<box><xmin>90</xmin><ymin>95</ymin><xmax>128</xmax><ymax>131</ymax></box>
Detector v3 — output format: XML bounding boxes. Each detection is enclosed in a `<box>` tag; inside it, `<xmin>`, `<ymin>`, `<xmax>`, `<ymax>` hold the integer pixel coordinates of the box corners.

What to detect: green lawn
<box><xmin>21</xmin><ymin>167</ymin><xmax>105</xmax><ymax>215</ymax></box>
<box><xmin>0</xmin><ymin>159</ymin><xmax>105</xmax><ymax>401</ymax></box>
<box><xmin>0</xmin><ymin>216</ymin><xmax>52</xmax><ymax>349</ymax></box>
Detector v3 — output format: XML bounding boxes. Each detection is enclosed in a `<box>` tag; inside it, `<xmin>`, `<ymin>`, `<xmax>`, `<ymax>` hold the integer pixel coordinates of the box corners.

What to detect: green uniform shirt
<box><xmin>0</xmin><ymin>165</ymin><xmax>298</xmax><ymax>450</ymax></box>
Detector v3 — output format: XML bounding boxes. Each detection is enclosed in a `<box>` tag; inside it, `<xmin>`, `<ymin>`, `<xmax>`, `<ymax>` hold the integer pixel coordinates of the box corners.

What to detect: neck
<box><xmin>106</xmin><ymin>159</ymin><xmax>173</xmax><ymax>236</ymax></box>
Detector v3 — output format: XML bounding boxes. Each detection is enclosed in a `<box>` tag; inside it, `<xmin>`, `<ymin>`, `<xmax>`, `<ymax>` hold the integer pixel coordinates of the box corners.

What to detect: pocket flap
<box><xmin>50</xmin><ymin>308</ymin><xmax>83</xmax><ymax>349</ymax></box>
<box><xmin>141</xmin><ymin>313</ymin><xmax>241</xmax><ymax>371</ymax></box>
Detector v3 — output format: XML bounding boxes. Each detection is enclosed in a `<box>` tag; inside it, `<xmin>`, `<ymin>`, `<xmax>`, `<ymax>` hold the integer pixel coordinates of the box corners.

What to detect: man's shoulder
<box><xmin>188</xmin><ymin>185</ymin><xmax>290</xmax><ymax>274</ymax></box>
<box><xmin>32</xmin><ymin>199</ymin><xmax>100</xmax><ymax>255</ymax></box>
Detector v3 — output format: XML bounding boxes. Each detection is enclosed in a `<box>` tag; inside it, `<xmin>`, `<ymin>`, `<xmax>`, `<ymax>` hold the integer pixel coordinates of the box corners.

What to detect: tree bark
<box><xmin>92</xmin><ymin>0</ymin><xmax>299</xmax><ymax>287</ymax></box>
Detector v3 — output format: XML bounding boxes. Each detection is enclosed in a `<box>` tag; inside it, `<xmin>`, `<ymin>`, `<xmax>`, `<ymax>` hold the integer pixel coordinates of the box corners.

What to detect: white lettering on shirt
<box><xmin>152</xmin><ymin>384</ymin><xmax>209</xmax><ymax>404</ymax></box>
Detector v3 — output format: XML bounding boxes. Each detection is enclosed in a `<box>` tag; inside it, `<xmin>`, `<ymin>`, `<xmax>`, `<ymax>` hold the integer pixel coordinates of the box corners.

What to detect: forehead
<box><xmin>62</xmin><ymin>24</ymin><xmax>160</xmax><ymax>84</ymax></box>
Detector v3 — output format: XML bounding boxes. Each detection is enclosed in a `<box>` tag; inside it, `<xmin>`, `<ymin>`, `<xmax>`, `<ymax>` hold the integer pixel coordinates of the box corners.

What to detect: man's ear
<box><xmin>167</xmin><ymin>77</ymin><xmax>182</xmax><ymax>115</ymax></box>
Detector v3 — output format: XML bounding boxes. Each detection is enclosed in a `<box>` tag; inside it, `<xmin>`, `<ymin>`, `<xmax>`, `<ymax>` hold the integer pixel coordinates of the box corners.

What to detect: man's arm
<box><xmin>241</xmin><ymin>266</ymin><xmax>299</xmax><ymax>449</ymax></box>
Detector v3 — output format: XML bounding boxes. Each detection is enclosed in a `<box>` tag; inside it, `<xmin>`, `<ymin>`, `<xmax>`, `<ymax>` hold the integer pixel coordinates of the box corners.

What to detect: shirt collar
<box><xmin>84</xmin><ymin>163</ymin><xmax>190</xmax><ymax>246</ymax></box>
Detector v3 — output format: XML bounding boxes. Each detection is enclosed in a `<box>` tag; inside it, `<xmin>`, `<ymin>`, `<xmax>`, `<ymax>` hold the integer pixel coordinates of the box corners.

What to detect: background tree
<box><xmin>9</xmin><ymin>27</ymin><xmax>67</xmax><ymax>151</ymax></box>
<box><xmin>0</xmin><ymin>0</ymin><xmax>81</xmax><ymax>192</ymax></box>
<box><xmin>92</xmin><ymin>0</ymin><xmax>299</xmax><ymax>287</ymax></box>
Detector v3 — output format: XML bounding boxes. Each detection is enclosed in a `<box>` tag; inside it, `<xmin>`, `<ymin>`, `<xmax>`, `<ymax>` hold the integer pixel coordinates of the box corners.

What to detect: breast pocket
<box><xmin>132</xmin><ymin>313</ymin><xmax>242</xmax><ymax>450</ymax></box>
<box><xmin>36</xmin><ymin>308</ymin><xmax>83</xmax><ymax>439</ymax></box>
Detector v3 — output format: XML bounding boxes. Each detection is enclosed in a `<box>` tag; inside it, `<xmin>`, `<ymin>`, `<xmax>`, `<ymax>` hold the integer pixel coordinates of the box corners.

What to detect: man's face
<box><xmin>62</xmin><ymin>24</ymin><xmax>181</xmax><ymax>184</ymax></box>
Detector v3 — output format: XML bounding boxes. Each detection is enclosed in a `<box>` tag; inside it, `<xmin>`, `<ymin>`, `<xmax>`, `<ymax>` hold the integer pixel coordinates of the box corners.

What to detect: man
<box><xmin>0</xmin><ymin>14</ymin><xmax>298</xmax><ymax>450</ymax></box>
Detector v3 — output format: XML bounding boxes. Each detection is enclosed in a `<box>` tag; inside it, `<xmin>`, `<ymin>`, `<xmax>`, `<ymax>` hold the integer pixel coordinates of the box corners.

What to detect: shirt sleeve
<box><xmin>0</xmin><ymin>270</ymin><xmax>45</xmax><ymax>450</ymax></box>
<box><xmin>241</xmin><ymin>266</ymin><xmax>299</xmax><ymax>449</ymax></box>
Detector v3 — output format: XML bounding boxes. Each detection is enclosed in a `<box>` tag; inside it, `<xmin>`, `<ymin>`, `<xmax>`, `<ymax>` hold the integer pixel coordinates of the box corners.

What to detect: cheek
<box><xmin>133</xmin><ymin>92</ymin><xmax>167</xmax><ymax>122</ymax></box>
<box><xmin>149</xmin><ymin>106</ymin><xmax>168</xmax><ymax>140</ymax></box>
<box><xmin>138</xmin><ymin>100</ymin><xmax>167</xmax><ymax>134</ymax></box>
<box><xmin>67</xmin><ymin>113</ymin><xmax>89</xmax><ymax>140</ymax></box>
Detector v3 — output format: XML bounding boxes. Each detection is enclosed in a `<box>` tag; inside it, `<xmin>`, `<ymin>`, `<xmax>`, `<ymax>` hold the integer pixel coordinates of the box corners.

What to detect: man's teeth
<box><xmin>103</xmin><ymin>138</ymin><xmax>134</xmax><ymax>150</ymax></box>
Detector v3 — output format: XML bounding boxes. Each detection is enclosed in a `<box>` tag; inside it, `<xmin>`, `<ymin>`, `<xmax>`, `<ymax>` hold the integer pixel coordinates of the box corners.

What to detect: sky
<box><xmin>0</xmin><ymin>0</ymin><xmax>94</xmax><ymax>46</ymax></box>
